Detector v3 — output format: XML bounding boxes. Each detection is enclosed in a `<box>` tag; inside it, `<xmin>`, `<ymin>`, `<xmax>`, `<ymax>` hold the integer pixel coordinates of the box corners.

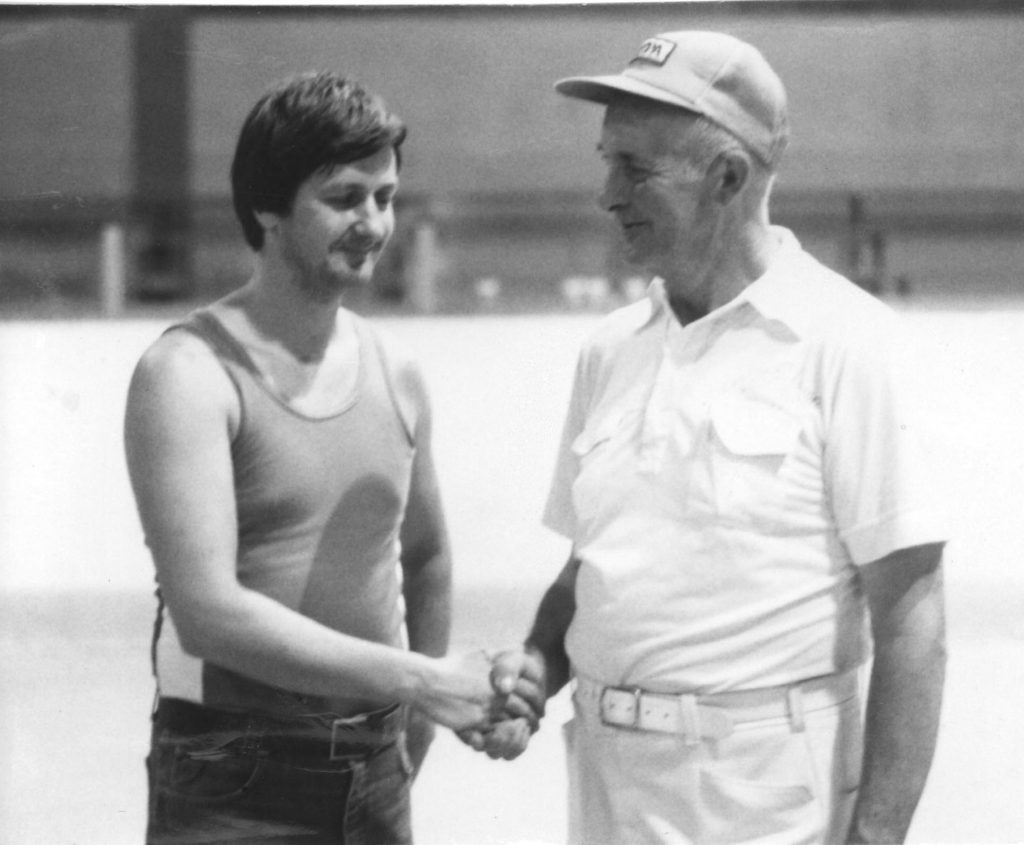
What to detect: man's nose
<box><xmin>599</xmin><ymin>168</ymin><xmax>630</xmax><ymax>212</ymax></box>
<box><xmin>354</xmin><ymin>198</ymin><xmax>389</xmax><ymax>239</ymax></box>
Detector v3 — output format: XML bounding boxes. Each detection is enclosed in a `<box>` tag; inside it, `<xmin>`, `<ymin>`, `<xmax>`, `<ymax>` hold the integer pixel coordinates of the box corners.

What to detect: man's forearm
<box><xmin>402</xmin><ymin>550</ymin><xmax>452</xmax><ymax>658</ymax></box>
<box><xmin>850</xmin><ymin>545</ymin><xmax>946</xmax><ymax>843</ymax></box>
<box><xmin>847</xmin><ymin>623</ymin><xmax>946</xmax><ymax>842</ymax></box>
<box><xmin>524</xmin><ymin>555</ymin><xmax>580</xmax><ymax>698</ymax></box>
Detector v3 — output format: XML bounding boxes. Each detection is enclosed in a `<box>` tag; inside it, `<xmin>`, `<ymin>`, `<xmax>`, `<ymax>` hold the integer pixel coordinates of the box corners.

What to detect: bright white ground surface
<box><xmin>1</xmin><ymin>305</ymin><xmax>1022</xmax><ymax>843</ymax></box>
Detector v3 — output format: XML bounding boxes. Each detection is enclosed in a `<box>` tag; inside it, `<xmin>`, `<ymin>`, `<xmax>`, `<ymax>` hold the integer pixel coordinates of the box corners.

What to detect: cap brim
<box><xmin>554</xmin><ymin>73</ymin><xmax>701</xmax><ymax>115</ymax></box>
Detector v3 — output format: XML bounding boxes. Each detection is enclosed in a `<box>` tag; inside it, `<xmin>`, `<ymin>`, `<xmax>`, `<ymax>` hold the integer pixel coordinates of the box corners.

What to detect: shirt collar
<box><xmin>738</xmin><ymin>227</ymin><xmax>814</xmax><ymax>338</ymax></box>
<box><xmin>644</xmin><ymin>276</ymin><xmax>671</xmax><ymax>325</ymax></box>
<box><xmin>640</xmin><ymin>226</ymin><xmax>811</xmax><ymax>338</ymax></box>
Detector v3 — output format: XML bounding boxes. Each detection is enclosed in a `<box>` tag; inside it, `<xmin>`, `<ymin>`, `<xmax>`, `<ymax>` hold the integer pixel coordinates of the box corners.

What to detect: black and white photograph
<box><xmin>1</xmin><ymin>2</ymin><xmax>1023</xmax><ymax>843</ymax></box>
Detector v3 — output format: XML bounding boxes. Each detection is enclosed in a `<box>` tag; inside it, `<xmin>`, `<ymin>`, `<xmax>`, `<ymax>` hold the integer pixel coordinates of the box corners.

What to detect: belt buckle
<box><xmin>599</xmin><ymin>686</ymin><xmax>643</xmax><ymax>730</ymax></box>
<box><xmin>329</xmin><ymin>711</ymin><xmax>391</xmax><ymax>761</ymax></box>
<box><xmin>329</xmin><ymin>717</ymin><xmax>362</xmax><ymax>761</ymax></box>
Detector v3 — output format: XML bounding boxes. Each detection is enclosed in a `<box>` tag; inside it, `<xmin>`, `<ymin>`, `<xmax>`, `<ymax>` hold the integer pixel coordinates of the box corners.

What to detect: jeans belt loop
<box><xmin>329</xmin><ymin>718</ymin><xmax>347</xmax><ymax>761</ymax></box>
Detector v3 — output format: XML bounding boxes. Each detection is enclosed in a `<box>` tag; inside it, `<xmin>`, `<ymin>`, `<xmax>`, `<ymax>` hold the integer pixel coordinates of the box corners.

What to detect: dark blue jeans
<box><xmin>146</xmin><ymin>699</ymin><xmax>414</xmax><ymax>844</ymax></box>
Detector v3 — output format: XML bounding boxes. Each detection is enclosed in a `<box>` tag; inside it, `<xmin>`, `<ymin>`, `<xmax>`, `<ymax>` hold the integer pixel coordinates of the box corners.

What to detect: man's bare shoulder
<box><xmin>128</xmin><ymin>326</ymin><xmax>237</xmax><ymax>419</ymax></box>
<box><xmin>350</xmin><ymin>315</ymin><xmax>430</xmax><ymax>441</ymax></box>
<box><xmin>356</xmin><ymin>316</ymin><xmax>428</xmax><ymax>401</ymax></box>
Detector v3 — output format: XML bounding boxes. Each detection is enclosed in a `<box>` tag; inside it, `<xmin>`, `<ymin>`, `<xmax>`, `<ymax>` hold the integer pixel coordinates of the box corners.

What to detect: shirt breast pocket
<box><xmin>708</xmin><ymin>391</ymin><xmax>804</xmax><ymax>532</ymax></box>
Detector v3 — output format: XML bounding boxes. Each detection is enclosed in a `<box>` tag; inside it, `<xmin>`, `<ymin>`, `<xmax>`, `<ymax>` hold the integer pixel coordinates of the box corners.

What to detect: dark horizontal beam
<box><xmin>4</xmin><ymin>188</ymin><xmax>1024</xmax><ymax>238</ymax></box>
<box><xmin>4</xmin><ymin>2</ymin><xmax>1024</xmax><ymax>23</ymax></box>
<box><xmin>199</xmin><ymin>1</ymin><xmax>1024</xmax><ymax>18</ymax></box>
<box><xmin>191</xmin><ymin>2</ymin><xmax>1024</xmax><ymax>18</ymax></box>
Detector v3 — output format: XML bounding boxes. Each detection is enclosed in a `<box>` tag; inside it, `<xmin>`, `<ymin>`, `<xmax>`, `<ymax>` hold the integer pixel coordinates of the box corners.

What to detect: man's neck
<box><xmin>665</xmin><ymin>221</ymin><xmax>778</xmax><ymax>326</ymax></box>
<box><xmin>228</xmin><ymin>270</ymin><xmax>344</xmax><ymax>363</ymax></box>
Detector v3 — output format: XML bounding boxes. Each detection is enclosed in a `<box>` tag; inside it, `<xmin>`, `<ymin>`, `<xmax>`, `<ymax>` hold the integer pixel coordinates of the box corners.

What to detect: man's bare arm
<box><xmin>124</xmin><ymin>333</ymin><xmax>498</xmax><ymax>732</ymax></box>
<box><xmin>847</xmin><ymin>542</ymin><xmax>946</xmax><ymax>844</ymax></box>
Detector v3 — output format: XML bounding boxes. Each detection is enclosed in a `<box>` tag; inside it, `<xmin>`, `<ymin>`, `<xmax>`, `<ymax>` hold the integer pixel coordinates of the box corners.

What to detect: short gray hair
<box><xmin>677</xmin><ymin>115</ymin><xmax>778</xmax><ymax>204</ymax></box>
<box><xmin>682</xmin><ymin>117</ymin><xmax>756</xmax><ymax>172</ymax></box>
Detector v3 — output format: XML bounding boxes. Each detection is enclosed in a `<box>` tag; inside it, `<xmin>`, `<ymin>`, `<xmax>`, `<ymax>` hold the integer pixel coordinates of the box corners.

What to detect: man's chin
<box><xmin>299</xmin><ymin>268</ymin><xmax>374</xmax><ymax>303</ymax></box>
<box><xmin>332</xmin><ymin>256</ymin><xmax>378</xmax><ymax>285</ymax></box>
<box><xmin>621</xmin><ymin>246</ymin><xmax>656</xmax><ymax>273</ymax></box>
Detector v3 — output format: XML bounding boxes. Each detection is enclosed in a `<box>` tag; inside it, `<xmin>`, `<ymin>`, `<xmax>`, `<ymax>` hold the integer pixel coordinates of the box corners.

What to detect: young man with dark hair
<box><xmin>126</xmin><ymin>71</ymin><xmax>527</xmax><ymax>844</ymax></box>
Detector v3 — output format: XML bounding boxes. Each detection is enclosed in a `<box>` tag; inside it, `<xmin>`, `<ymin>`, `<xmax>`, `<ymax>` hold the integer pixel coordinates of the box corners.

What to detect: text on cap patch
<box><xmin>634</xmin><ymin>37</ymin><xmax>676</xmax><ymax>66</ymax></box>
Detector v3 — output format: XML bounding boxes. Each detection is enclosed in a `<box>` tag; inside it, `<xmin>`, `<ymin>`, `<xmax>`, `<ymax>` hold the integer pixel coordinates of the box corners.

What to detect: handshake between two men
<box><xmin>421</xmin><ymin>645</ymin><xmax>554</xmax><ymax>762</ymax></box>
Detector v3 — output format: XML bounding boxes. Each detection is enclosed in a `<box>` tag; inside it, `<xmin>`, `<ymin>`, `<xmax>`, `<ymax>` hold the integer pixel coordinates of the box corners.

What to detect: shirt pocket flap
<box><xmin>711</xmin><ymin>392</ymin><xmax>802</xmax><ymax>457</ymax></box>
<box><xmin>570</xmin><ymin>406</ymin><xmax>637</xmax><ymax>457</ymax></box>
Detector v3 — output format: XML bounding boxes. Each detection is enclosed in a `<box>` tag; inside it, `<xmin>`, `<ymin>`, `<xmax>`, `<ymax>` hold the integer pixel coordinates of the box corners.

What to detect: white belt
<box><xmin>575</xmin><ymin>671</ymin><xmax>858</xmax><ymax>745</ymax></box>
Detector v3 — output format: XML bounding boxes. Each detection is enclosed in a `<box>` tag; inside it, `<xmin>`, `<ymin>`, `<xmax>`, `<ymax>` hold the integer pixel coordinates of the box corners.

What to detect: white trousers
<box><xmin>564</xmin><ymin>680</ymin><xmax>863</xmax><ymax>845</ymax></box>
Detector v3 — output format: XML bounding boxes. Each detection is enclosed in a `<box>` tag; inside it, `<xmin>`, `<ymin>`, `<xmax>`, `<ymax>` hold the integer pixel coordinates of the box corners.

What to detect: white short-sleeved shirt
<box><xmin>544</xmin><ymin>227</ymin><xmax>947</xmax><ymax>693</ymax></box>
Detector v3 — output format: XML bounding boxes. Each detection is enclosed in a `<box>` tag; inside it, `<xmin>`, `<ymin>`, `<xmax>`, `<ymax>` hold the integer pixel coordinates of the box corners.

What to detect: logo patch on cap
<box><xmin>634</xmin><ymin>37</ymin><xmax>675</xmax><ymax>66</ymax></box>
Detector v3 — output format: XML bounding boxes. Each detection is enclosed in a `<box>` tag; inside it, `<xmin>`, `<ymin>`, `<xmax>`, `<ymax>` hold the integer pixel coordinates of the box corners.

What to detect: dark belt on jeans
<box><xmin>155</xmin><ymin>697</ymin><xmax>404</xmax><ymax>763</ymax></box>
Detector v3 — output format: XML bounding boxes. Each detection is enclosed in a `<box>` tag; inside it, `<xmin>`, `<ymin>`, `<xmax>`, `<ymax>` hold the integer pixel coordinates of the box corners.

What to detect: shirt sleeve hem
<box><xmin>541</xmin><ymin>509</ymin><xmax>575</xmax><ymax>540</ymax></box>
<box><xmin>841</xmin><ymin>507</ymin><xmax>949</xmax><ymax>565</ymax></box>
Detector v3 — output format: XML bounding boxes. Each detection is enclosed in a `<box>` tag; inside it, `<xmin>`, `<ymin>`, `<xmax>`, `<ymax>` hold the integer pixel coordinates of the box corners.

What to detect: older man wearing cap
<box><xmin>473</xmin><ymin>30</ymin><xmax>948</xmax><ymax>845</ymax></box>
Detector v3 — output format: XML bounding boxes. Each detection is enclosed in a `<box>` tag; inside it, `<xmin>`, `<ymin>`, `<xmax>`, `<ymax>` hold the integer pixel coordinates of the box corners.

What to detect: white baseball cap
<box><xmin>555</xmin><ymin>30</ymin><xmax>789</xmax><ymax>167</ymax></box>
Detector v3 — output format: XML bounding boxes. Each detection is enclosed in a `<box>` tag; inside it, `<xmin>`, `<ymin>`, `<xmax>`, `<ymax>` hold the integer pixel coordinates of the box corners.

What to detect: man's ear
<box><xmin>710</xmin><ymin>151</ymin><xmax>750</xmax><ymax>205</ymax></box>
<box><xmin>254</xmin><ymin>209</ymin><xmax>280</xmax><ymax>234</ymax></box>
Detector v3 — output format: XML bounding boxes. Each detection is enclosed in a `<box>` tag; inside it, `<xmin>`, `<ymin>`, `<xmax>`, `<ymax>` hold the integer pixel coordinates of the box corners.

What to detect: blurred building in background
<box><xmin>1</xmin><ymin>1</ymin><xmax>1023</xmax><ymax>314</ymax></box>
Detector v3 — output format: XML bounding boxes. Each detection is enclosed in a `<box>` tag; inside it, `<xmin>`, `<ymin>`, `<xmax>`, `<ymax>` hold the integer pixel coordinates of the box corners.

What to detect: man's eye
<box><xmin>375</xmin><ymin>192</ymin><xmax>394</xmax><ymax>210</ymax></box>
<box><xmin>327</xmin><ymin>194</ymin><xmax>360</xmax><ymax>209</ymax></box>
